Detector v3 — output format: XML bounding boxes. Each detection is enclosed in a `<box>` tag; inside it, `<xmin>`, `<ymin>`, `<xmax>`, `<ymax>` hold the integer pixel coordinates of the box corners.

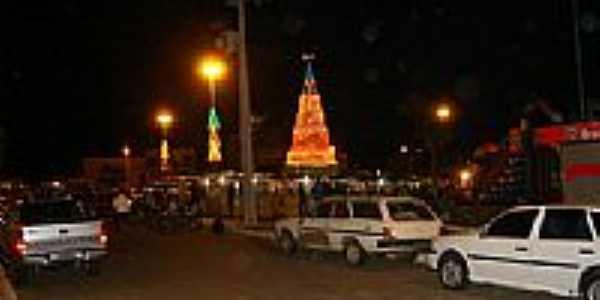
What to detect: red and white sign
<box><xmin>535</xmin><ymin>122</ymin><xmax>600</xmax><ymax>147</ymax></box>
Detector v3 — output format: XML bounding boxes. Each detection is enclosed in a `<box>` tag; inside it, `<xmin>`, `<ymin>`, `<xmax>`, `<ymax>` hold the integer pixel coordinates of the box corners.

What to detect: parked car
<box><xmin>0</xmin><ymin>198</ymin><xmax>108</xmax><ymax>284</ymax></box>
<box><xmin>275</xmin><ymin>196</ymin><xmax>441</xmax><ymax>265</ymax></box>
<box><xmin>426</xmin><ymin>205</ymin><xmax>600</xmax><ymax>300</ymax></box>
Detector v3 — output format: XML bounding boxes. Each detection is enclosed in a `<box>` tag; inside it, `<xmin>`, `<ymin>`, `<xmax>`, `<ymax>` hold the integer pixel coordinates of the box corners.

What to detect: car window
<box><xmin>315</xmin><ymin>202</ymin><xmax>333</xmax><ymax>218</ymax></box>
<box><xmin>332</xmin><ymin>202</ymin><xmax>349</xmax><ymax>218</ymax></box>
<box><xmin>19</xmin><ymin>200</ymin><xmax>94</xmax><ymax>225</ymax></box>
<box><xmin>352</xmin><ymin>202</ymin><xmax>381</xmax><ymax>220</ymax></box>
<box><xmin>591</xmin><ymin>212</ymin><xmax>600</xmax><ymax>238</ymax></box>
<box><xmin>540</xmin><ymin>209</ymin><xmax>592</xmax><ymax>240</ymax></box>
<box><xmin>387</xmin><ymin>202</ymin><xmax>434</xmax><ymax>221</ymax></box>
<box><xmin>485</xmin><ymin>209</ymin><xmax>538</xmax><ymax>239</ymax></box>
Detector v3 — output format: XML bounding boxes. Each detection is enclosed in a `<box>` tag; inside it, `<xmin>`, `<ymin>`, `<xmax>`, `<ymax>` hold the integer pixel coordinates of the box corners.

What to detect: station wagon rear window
<box><xmin>352</xmin><ymin>202</ymin><xmax>381</xmax><ymax>219</ymax></box>
<box><xmin>591</xmin><ymin>212</ymin><xmax>600</xmax><ymax>237</ymax></box>
<box><xmin>387</xmin><ymin>202</ymin><xmax>434</xmax><ymax>221</ymax></box>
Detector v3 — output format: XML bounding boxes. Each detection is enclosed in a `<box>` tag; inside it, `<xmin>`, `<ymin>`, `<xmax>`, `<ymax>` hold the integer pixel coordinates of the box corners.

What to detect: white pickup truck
<box><xmin>426</xmin><ymin>205</ymin><xmax>600</xmax><ymax>300</ymax></box>
<box><xmin>0</xmin><ymin>199</ymin><xmax>108</xmax><ymax>284</ymax></box>
<box><xmin>275</xmin><ymin>196</ymin><xmax>441</xmax><ymax>265</ymax></box>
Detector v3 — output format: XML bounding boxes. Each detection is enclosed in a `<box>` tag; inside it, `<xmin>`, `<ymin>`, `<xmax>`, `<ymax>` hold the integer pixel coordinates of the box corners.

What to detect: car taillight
<box><xmin>13</xmin><ymin>225</ymin><xmax>27</xmax><ymax>256</ymax></box>
<box><xmin>98</xmin><ymin>221</ymin><xmax>108</xmax><ymax>245</ymax></box>
<box><xmin>15</xmin><ymin>240</ymin><xmax>27</xmax><ymax>254</ymax></box>
<box><xmin>383</xmin><ymin>227</ymin><xmax>394</xmax><ymax>239</ymax></box>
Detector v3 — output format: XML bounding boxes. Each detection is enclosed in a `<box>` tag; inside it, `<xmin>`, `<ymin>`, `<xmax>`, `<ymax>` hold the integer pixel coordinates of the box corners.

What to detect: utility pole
<box><xmin>238</xmin><ymin>0</ymin><xmax>257</xmax><ymax>226</ymax></box>
<box><xmin>572</xmin><ymin>0</ymin><xmax>586</xmax><ymax>120</ymax></box>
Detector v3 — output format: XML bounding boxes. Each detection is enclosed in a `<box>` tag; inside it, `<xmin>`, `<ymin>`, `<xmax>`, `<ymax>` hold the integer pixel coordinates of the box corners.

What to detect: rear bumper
<box><xmin>22</xmin><ymin>248</ymin><xmax>107</xmax><ymax>266</ymax></box>
<box><xmin>373</xmin><ymin>239</ymin><xmax>431</xmax><ymax>253</ymax></box>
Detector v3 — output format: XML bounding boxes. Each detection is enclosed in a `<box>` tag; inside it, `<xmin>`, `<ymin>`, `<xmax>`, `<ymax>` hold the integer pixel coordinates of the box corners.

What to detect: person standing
<box><xmin>298</xmin><ymin>182</ymin><xmax>307</xmax><ymax>217</ymax></box>
<box><xmin>227</xmin><ymin>182</ymin><xmax>235</xmax><ymax>217</ymax></box>
<box><xmin>112</xmin><ymin>190</ymin><xmax>132</xmax><ymax>231</ymax></box>
<box><xmin>311</xmin><ymin>177</ymin><xmax>325</xmax><ymax>204</ymax></box>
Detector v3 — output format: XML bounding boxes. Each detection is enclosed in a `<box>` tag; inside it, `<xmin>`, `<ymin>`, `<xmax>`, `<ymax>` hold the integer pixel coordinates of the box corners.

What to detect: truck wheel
<box><xmin>344</xmin><ymin>241</ymin><xmax>365</xmax><ymax>266</ymax></box>
<box><xmin>439</xmin><ymin>252</ymin><xmax>469</xmax><ymax>289</ymax></box>
<box><xmin>81</xmin><ymin>262</ymin><xmax>100</xmax><ymax>277</ymax></box>
<box><xmin>581</xmin><ymin>269</ymin><xmax>600</xmax><ymax>300</ymax></box>
<box><xmin>278</xmin><ymin>231</ymin><xmax>296</xmax><ymax>256</ymax></box>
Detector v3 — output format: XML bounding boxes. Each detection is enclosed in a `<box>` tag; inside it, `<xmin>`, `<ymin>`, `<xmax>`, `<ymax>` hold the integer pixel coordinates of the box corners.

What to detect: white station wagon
<box><xmin>275</xmin><ymin>196</ymin><xmax>441</xmax><ymax>265</ymax></box>
<box><xmin>426</xmin><ymin>205</ymin><xmax>600</xmax><ymax>300</ymax></box>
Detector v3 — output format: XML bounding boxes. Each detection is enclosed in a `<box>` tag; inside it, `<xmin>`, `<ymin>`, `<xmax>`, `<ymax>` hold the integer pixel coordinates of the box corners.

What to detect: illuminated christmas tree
<box><xmin>286</xmin><ymin>55</ymin><xmax>337</xmax><ymax>168</ymax></box>
<box><xmin>208</xmin><ymin>107</ymin><xmax>222</xmax><ymax>162</ymax></box>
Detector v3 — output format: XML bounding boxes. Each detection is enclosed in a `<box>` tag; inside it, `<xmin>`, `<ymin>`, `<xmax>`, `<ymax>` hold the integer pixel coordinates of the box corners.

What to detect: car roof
<box><xmin>324</xmin><ymin>196</ymin><xmax>425</xmax><ymax>203</ymax></box>
<box><xmin>510</xmin><ymin>205</ymin><xmax>600</xmax><ymax>211</ymax></box>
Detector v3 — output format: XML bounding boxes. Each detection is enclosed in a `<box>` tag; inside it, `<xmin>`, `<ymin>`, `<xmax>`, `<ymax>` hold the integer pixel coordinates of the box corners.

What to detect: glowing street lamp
<box><xmin>199</xmin><ymin>56</ymin><xmax>226</xmax><ymax>163</ymax></box>
<box><xmin>156</xmin><ymin>113</ymin><xmax>174</xmax><ymax>129</ymax></box>
<box><xmin>122</xmin><ymin>144</ymin><xmax>131</xmax><ymax>158</ymax></box>
<box><xmin>435</xmin><ymin>103</ymin><xmax>451</xmax><ymax>123</ymax></box>
<box><xmin>431</xmin><ymin>101</ymin><xmax>453</xmax><ymax>201</ymax></box>
<box><xmin>122</xmin><ymin>144</ymin><xmax>131</xmax><ymax>189</ymax></box>
<box><xmin>459</xmin><ymin>169</ymin><xmax>472</xmax><ymax>182</ymax></box>
<box><xmin>200</xmin><ymin>57</ymin><xmax>226</xmax><ymax>82</ymax></box>
<box><xmin>459</xmin><ymin>169</ymin><xmax>473</xmax><ymax>189</ymax></box>
<box><xmin>156</xmin><ymin>111</ymin><xmax>173</xmax><ymax>172</ymax></box>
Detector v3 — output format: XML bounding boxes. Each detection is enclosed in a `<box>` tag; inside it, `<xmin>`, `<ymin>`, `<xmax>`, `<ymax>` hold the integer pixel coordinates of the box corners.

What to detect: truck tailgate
<box><xmin>22</xmin><ymin>221</ymin><xmax>104</xmax><ymax>253</ymax></box>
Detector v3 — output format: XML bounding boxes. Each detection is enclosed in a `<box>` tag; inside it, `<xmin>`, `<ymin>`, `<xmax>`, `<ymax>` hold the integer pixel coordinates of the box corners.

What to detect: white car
<box><xmin>275</xmin><ymin>196</ymin><xmax>441</xmax><ymax>265</ymax></box>
<box><xmin>426</xmin><ymin>205</ymin><xmax>600</xmax><ymax>300</ymax></box>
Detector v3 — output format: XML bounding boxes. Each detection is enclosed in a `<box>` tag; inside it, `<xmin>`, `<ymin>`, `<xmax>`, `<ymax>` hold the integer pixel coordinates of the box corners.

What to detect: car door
<box><xmin>299</xmin><ymin>201</ymin><xmax>332</xmax><ymax>249</ymax></box>
<box><xmin>529</xmin><ymin>208</ymin><xmax>596</xmax><ymax>294</ymax></box>
<box><xmin>468</xmin><ymin>208</ymin><xmax>540</xmax><ymax>286</ymax></box>
<box><xmin>327</xmin><ymin>200</ymin><xmax>352</xmax><ymax>251</ymax></box>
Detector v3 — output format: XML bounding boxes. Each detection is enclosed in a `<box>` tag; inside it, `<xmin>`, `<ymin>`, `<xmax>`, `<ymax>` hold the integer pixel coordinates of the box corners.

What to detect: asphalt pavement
<box><xmin>17</xmin><ymin>223</ymin><xmax>558</xmax><ymax>300</ymax></box>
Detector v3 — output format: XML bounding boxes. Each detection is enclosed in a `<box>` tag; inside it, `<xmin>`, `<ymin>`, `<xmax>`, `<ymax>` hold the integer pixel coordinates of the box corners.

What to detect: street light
<box><xmin>459</xmin><ymin>168</ymin><xmax>473</xmax><ymax>189</ymax></box>
<box><xmin>237</xmin><ymin>0</ymin><xmax>257</xmax><ymax>226</ymax></box>
<box><xmin>199</xmin><ymin>56</ymin><xmax>226</xmax><ymax>163</ymax></box>
<box><xmin>430</xmin><ymin>101</ymin><xmax>453</xmax><ymax>202</ymax></box>
<box><xmin>156</xmin><ymin>113</ymin><xmax>173</xmax><ymax>128</ymax></box>
<box><xmin>122</xmin><ymin>144</ymin><xmax>131</xmax><ymax>189</ymax></box>
<box><xmin>200</xmin><ymin>57</ymin><xmax>226</xmax><ymax>82</ymax></box>
<box><xmin>435</xmin><ymin>103</ymin><xmax>451</xmax><ymax>123</ymax></box>
<box><xmin>122</xmin><ymin>144</ymin><xmax>131</xmax><ymax>158</ymax></box>
<box><xmin>156</xmin><ymin>111</ymin><xmax>173</xmax><ymax>173</ymax></box>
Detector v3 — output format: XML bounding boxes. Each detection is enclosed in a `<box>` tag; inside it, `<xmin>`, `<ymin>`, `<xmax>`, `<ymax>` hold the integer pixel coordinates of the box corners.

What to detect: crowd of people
<box><xmin>109</xmin><ymin>181</ymin><xmax>205</xmax><ymax>234</ymax></box>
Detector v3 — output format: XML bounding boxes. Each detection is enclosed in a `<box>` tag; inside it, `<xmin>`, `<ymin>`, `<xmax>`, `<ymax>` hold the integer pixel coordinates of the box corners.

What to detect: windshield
<box><xmin>387</xmin><ymin>202</ymin><xmax>435</xmax><ymax>221</ymax></box>
<box><xmin>19</xmin><ymin>200</ymin><xmax>95</xmax><ymax>225</ymax></box>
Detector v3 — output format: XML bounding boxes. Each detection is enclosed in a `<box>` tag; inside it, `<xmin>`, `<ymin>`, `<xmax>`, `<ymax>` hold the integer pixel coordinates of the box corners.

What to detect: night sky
<box><xmin>2</xmin><ymin>0</ymin><xmax>599</xmax><ymax>178</ymax></box>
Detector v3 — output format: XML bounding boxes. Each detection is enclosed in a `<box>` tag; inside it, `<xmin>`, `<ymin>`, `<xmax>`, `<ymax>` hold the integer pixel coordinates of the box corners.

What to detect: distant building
<box><xmin>82</xmin><ymin>158</ymin><xmax>145</xmax><ymax>188</ymax></box>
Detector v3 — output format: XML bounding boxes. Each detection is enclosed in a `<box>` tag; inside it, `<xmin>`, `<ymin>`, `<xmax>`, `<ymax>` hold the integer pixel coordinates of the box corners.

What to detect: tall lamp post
<box><xmin>199</xmin><ymin>56</ymin><xmax>226</xmax><ymax>163</ymax></box>
<box><xmin>238</xmin><ymin>0</ymin><xmax>257</xmax><ymax>226</ymax></box>
<box><xmin>122</xmin><ymin>144</ymin><xmax>131</xmax><ymax>189</ymax></box>
<box><xmin>431</xmin><ymin>102</ymin><xmax>452</xmax><ymax>202</ymax></box>
<box><xmin>156</xmin><ymin>112</ymin><xmax>173</xmax><ymax>173</ymax></box>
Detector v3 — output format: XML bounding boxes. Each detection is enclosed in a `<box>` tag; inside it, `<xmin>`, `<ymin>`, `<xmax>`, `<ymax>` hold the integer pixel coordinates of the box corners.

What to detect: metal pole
<box><xmin>572</xmin><ymin>0</ymin><xmax>586</xmax><ymax>120</ymax></box>
<box><xmin>209</xmin><ymin>79</ymin><xmax>216</xmax><ymax>107</ymax></box>
<box><xmin>430</xmin><ymin>137</ymin><xmax>438</xmax><ymax>202</ymax></box>
<box><xmin>238</xmin><ymin>0</ymin><xmax>257</xmax><ymax>226</ymax></box>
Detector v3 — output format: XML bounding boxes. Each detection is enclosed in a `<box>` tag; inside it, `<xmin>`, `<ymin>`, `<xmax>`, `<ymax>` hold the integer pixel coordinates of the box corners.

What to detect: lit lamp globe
<box><xmin>122</xmin><ymin>145</ymin><xmax>131</xmax><ymax>158</ymax></box>
<box><xmin>199</xmin><ymin>57</ymin><xmax>226</xmax><ymax>81</ymax></box>
<box><xmin>436</xmin><ymin>104</ymin><xmax>451</xmax><ymax>123</ymax></box>
<box><xmin>156</xmin><ymin>113</ymin><xmax>173</xmax><ymax>128</ymax></box>
<box><xmin>460</xmin><ymin>169</ymin><xmax>472</xmax><ymax>182</ymax></box>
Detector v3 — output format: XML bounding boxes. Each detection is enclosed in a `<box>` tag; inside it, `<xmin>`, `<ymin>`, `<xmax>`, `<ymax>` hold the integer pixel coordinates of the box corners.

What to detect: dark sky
<box><xmin>2</xmin><ymin>0</ymin><xmax>599</xmax><ymax>177</ymax></box>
